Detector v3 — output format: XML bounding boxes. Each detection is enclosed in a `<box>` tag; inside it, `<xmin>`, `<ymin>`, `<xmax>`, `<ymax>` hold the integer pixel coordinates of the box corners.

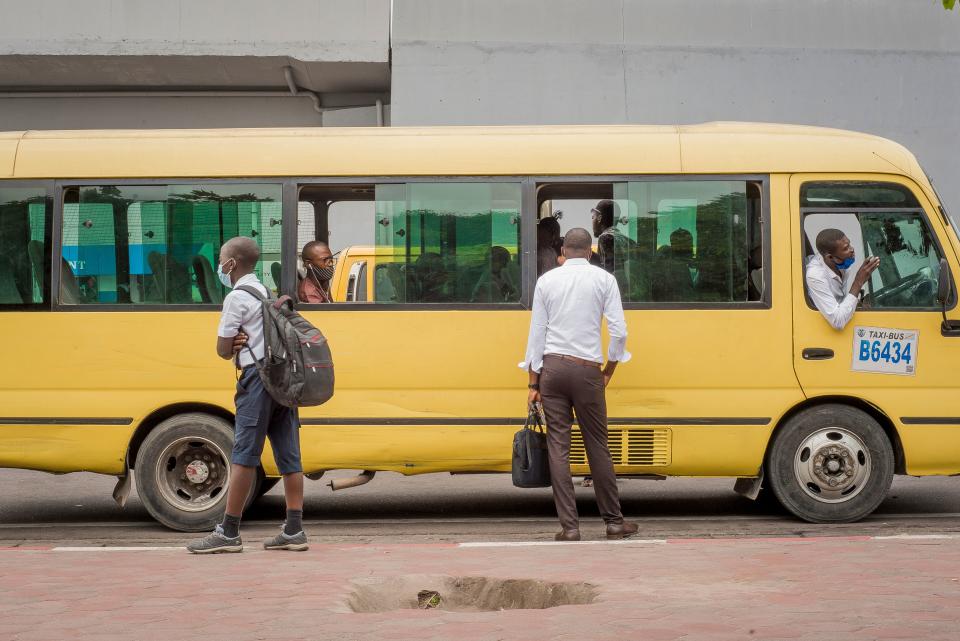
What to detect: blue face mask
<box><xmin>216</xmin><ymin>261</ymin><xmax>234</xmax><ymax>288</ymax></box>
<box><xmin>834</xmin><ymin>256</ymin><xmax>856</xmax><ymax>271</ymax></box>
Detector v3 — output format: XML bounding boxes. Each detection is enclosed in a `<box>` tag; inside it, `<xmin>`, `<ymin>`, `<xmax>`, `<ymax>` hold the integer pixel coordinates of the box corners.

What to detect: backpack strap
<box><xmin>235</xmin><ymin>284</ymin><xmax>268</xmax><ymax>301</ymax></box>
<box><xmin>232</xmin><ymin>285</ymin><xmax>269</xmax><ymax>371</ymax></box>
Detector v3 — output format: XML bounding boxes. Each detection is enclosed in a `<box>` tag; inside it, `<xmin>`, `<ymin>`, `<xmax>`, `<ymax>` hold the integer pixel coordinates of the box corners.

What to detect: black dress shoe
<box><xmin>554</xmin><ymin>529</ymin><xmax>581</xmax><ymax>542</ymax></box>
<box><xmin>606</xmin><ymin>521</ymin><xmax>639</xmax><ymax>540</ymax></box>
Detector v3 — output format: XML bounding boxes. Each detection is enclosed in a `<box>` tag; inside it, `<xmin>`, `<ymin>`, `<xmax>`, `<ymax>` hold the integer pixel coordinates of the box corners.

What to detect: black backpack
<box><xmin>236</xmin><ymin>285</ymin><xmax>334</xmax><ymax>408</ymax></box>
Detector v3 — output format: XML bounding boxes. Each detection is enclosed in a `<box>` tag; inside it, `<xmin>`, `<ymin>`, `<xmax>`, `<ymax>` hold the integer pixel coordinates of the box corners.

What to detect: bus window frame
<box><xmin>531</xmin><ymin>174</ymin><xmax>772</xmax><ymax>311</ymax></box>
<box><xmin>291</xmin><ymin>176</ymin><xmax>532</xmax><ymax>311</ymax></box>
<box><xmin>0</xmin><ymin>179</ymin><xmax>54</xmax><ymax>312</ymax></box>
<box><xmin>798</xmin><ymin>204</ymin><xmax>957</xmax><ymax>314</ymax></box>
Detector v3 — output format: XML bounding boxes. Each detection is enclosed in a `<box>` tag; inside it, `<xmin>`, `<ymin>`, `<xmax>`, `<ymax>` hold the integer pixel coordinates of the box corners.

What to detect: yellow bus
<box><xmin>1</xmin><ymin>123</ymin><xmax>958</xmax><ymax>531</ymax></box>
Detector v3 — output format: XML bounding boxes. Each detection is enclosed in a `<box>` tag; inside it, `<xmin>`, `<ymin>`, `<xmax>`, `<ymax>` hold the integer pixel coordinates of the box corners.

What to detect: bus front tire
<box><xmin>135</xmin><ymin>412</ymin><xmax>245</xmax><ymax>532</ymax></box>
<box><xmin>767</xmin><ymin>404</ymin><xmax>894</xmax><ymax>524</ymax></box>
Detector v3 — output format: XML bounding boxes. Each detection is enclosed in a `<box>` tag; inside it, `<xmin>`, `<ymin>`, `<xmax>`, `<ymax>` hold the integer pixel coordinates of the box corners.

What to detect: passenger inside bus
<box><xmin>591</xmin><ymin>199</ymin><xmax>637</xmax><ymax>275</ymax></box>
<box><xmin>298</xmin><ymin>241</ymin><xmax>334</xmax><ymax>304</ymax></box>
<box><xmin>471</xmin><ymin>245</ymin><xmax>520</xmax><ymax>302</ymax></box>
<box><xmin>537</xmin><ymin>216</ymin><xmax>562</xmax><ymax>277</ymax></box>
<box><xmin>652</xmin><ymin>227</ymin><xmax>695</xmax><ymax>301</ymax></box>
<box><xmin>412</xmin><ymin>252</ymin><xmax>448</xmax><ymax>302</ymax></box>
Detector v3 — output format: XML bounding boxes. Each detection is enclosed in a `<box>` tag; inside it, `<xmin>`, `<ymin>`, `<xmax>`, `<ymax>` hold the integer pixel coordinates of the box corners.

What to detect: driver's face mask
<box><xmin>834</xmin><ymin>255</ymin><xmax>856</xmax><ymax>271</ymax></box>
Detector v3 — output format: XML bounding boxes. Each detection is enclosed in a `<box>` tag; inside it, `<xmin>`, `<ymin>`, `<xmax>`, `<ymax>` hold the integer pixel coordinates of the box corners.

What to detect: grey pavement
<box><xmin>0</xmin><ymin>469</ymin><xmax>958</xmax><ymax>546</ymax></box>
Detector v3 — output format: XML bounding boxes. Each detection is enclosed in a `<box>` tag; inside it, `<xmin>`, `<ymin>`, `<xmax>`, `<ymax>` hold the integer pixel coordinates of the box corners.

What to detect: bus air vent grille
<box><xmin>570</xmin><ymin>427</ymin><xmax>671</xmax><ymax>467</ymax></box>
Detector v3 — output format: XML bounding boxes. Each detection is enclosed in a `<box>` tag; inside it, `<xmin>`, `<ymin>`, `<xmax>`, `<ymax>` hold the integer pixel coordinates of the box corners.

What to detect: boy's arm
<box><xmin>216</xmin><ymin>294</ymin><xmax>245</xmax><ymax>360</ymax></box>
<box><xmin>216</xmin><ymin>334</ymin><xmax>248</xmax><ymax>360</ymax></box>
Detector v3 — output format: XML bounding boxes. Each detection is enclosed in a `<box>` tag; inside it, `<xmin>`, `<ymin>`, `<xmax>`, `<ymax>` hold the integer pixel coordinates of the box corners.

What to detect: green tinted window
<box><xmin>604</xmin><ymin>181</ymin><xmax>759</xmax><ymax>303</ymax></box>
<box><xmin>61</xmin><ymin>184</ymin><xmax>281</xmax><ymax>304</ymax></box>
<box><xmin>801</xmin><ymin>181</ymin><xmax>920</xmax><ymax>209</ymax></box>
<box><xmin>0</xmin><ymin>186</ymin><xmax>50</xmax><ymax>306</ymax></box>
<box><xmin>374</xmin><ymin>183</ymin><xmax>521</xmax><ymax>303</ymax></box>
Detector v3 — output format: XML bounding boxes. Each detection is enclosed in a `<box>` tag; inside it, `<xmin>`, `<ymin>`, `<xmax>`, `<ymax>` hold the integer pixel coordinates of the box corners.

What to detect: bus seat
<box><xmin>59</xmin><ymin>257</ymin><xmax>83</xmax><ymax>304</ymax></box>
<box><xmin>0</xmin><ymin>255</ymin><xmax>23</xmax><ymax>304</ymax></box>
<box><xmin>192</xmin><ymin>255</ymin><xmax>223</xmax><ymax>304</ymax></box>
<box><xmin>270</xmin><ymin>262</ymin><xmax>281</xmax><ymax>294</ymax></box>
<box><xmin>149</xmin><ymin>251</ymin><xmax>192</xmax><ymax>303</ymax></box>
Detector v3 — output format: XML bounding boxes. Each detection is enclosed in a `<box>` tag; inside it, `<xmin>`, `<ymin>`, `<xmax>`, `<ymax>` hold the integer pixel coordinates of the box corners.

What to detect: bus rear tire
<box><xmin>135</xmin><ymin>412</ymin><xmax>240</xmax><ymax>532</ymax></box>
<box><xmin>767</xmin><ymin>404</ymin><xmax>894</xmax><ymax>524</ymax></box>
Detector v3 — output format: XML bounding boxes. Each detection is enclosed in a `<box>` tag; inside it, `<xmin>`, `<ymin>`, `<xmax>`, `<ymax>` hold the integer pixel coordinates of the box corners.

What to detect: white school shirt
<box><xmin>520</xmin><ymin>257</ymin><xmax>631</xmax><ymax>374</ymax></box>
<box><xmin>217</xmin><ymin>273</ymin><xmax>268</xmax><ymax>368</ymax></box>
<box><xmin>805</xmin><ymin>254</ymin><xmax>858</xmax><ymax>330</ymax></box>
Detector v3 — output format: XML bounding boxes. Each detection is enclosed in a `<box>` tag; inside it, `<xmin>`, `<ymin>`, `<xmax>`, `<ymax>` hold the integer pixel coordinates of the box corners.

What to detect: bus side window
<box><xmin>0</xmin><ymin>185</ymin><xmax>51</xmax><ymax>307</ymax></box>
<box><xmin>297</xmin><ymin>182</ymin><xmax>521</xmax><ymax>305</ymax></box>
<box><xmin>297</xmin><ymin>186</ymin><xmax>376</xmax><ymax>304</ymax></box>
<box><xmin>539</xmin><ymin>179</ymin><xmax>763</xmax><ymax>305</ymax></box>
<box><xmin>800</xmin><ymin>181</ymin><xmax>945</xmax><ymax>310</ymax></box>
<box><xmin>60</xmin><ymin>183</ymin><xmax>282</xmax><ymax>305</ymax></box>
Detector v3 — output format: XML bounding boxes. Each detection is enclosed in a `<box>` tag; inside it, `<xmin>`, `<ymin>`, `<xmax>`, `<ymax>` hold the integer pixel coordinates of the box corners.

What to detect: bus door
<box><xmin>790</xmin><ymin>174</ymin><xmax>960</xmax><ymax>475</ymax></box>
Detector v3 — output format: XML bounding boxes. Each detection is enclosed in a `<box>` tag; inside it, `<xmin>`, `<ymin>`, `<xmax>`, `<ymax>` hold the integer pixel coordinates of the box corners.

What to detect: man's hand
<box><xmin>528</xmin><ymin>388</ymin><xmax>541</xmax><ymax>407</ymax></box>
<box><xmin>232</xmin><ymin>331</ymin><xmax>249</xmax><ymax>354</ymax></box>
<box><xmin>602</xmin><ymin>361</ymin><xmax>618</xmax><ymax>388</ymax></box>
<box><xmin>851</xmin><ymin>257</ymin><xmax>881</xmax><ymax>295</ymax></box>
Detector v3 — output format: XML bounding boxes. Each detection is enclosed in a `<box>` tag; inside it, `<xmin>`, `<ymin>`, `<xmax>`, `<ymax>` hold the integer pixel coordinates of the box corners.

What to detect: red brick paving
<box><xmin>1</xmin><ymin>536</ymin><xmax>958</xmax><ymax>641</ymax></box>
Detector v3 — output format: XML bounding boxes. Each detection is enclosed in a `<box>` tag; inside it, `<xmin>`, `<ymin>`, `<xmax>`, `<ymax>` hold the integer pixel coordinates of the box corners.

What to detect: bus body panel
<box><xmin>0</xmin><ymin>424</ymin><xmax>132</xmax><ymax>474</ymax></box>
<box><xmin>0</xmin><ymin>132</ymin><xmax>18</xmax><ymax>177</ymax></box>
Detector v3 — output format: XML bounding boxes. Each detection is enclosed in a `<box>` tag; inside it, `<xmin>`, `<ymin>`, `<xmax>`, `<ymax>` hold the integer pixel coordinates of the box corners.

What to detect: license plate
<box><xmin>851</xmin><ymin>326</ymin><xmax>918</xmax><ymax>376</ymax></box>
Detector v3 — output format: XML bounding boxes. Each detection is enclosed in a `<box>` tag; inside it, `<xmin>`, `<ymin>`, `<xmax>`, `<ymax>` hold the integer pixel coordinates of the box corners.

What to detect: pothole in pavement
<box><xmin>347</xmin><ymin>575</ymin><xmax>598</xmax><ymax>613</ymax></box>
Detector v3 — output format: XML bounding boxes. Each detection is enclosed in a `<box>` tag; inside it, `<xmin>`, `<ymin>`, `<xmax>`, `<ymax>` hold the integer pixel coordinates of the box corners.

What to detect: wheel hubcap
<box><xmin>184</xmin><ymin>459</ymin><xmax>210</xmax><ymax>484</ymax></box>
<box><xmin>794</xmin><ymin>428</ymin><xmax>871</xmax><ymax>503</ymax></box>
<box><xmin>155</xmin><ymin>436</ymin><xmax>230</xmax><ymax>513</ymax></box>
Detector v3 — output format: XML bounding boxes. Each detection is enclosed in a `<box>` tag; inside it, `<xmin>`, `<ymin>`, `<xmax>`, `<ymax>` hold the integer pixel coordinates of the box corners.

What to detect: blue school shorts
<box><xmin>232</xmin><ymin>366</ymin><xmax>303</xmax><ymax>475</ymax></box>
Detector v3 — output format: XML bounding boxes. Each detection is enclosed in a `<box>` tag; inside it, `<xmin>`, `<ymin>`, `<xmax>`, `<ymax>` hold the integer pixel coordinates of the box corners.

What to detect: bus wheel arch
<box><xmin>126</xmin><ymin>403</ymin><xmax>234</xmax><ymax>471</ymax></box>
<box><xmin>764</xmin><ymin>398</ymin><xmax>901</xmax><ymax>523</ymax></box>
<box><xmin>769</xmin><ymin>396</ymin><xmax>906</xmax><ymax>475</ymax></box>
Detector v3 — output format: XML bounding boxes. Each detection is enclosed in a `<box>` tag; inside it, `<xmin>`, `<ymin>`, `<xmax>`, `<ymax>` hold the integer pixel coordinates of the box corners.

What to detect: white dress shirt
<box><xmin>805</xmin><ymin>254</ymin><xmax>858</xmax><ymax>330</ymax></box>
<box><xmin>217</xmin><ymin>272</ymin><xmax>268</xmax><ymax>367</ymax></box>
<box><xmin>520</xmin><ymin>257</ymin><xmax>631</xmax><ymax>373</ymax></box>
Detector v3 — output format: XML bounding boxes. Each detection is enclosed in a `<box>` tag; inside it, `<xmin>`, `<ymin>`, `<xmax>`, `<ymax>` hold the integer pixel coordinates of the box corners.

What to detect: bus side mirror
<box><xmin>937</xmin><ymin>258</ymin><xmax>952</xmax><ymax>306</ymax></box>
<box><xmin>937</xmin><ymin>258</ymin><xmax>960</xmax><ymax>336</ymax></box>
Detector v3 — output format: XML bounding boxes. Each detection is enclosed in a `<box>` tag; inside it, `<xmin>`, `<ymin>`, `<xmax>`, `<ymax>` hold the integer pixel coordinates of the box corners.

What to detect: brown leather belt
<box><xmin>544</xmin><ymin>353</ymin><xmax>602</xmax><ymax>368</ymax></box>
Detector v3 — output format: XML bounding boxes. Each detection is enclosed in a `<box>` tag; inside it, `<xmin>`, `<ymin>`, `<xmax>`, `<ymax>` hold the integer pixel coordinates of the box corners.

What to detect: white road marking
<box><xmin>872</xmin><ymin>534</ymin><xmax>960</xmax><ymax>540</ymax></box>
<box><xmin>53</xmin><ymin>546</ymin><xmax>180</xmax><ymax>552</ymax></box>
<box><xmin>458</xmin><ymin>539</ymin><xmax>667</xmax><ymax>548</ymax></box>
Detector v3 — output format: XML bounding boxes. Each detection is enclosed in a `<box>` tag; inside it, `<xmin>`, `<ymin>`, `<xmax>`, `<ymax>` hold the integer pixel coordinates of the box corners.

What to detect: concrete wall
<box><xmin>0</xmin><ymin>0</ymin><xmax>391</xmax><ymax>129</ymax></box>
<box><xmin>391</xmin><ymin>0</ymin><xmax>960</xmax><ymax>216</ymax></box>
<box><xmin>0</xmin><ymin>0</ymin><xmax>389</xmax><ymax>61</ymax></box>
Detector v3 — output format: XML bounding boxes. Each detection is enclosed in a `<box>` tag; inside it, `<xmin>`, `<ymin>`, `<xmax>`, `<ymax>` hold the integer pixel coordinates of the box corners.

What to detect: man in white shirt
<box><xmin>806</xmin><ymin>228</ymin><xmax>880</xmax><ymax>330</ymax></box>
<box><xmin>187</xmin><ymin>236</ymin><xmax>308</xmax><ymax>554</ymax></box>
<box><xmin>521</xmin><ymin>227</ymin><xmax>639</xmax><ymax>542</ymax></box>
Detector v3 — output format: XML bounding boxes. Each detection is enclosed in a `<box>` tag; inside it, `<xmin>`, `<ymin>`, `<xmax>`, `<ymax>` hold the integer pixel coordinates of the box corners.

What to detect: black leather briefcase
<box><xmin>512</xmin><ymin>404</ymin><xmax>551</xmax><ymax>488</ymax></box>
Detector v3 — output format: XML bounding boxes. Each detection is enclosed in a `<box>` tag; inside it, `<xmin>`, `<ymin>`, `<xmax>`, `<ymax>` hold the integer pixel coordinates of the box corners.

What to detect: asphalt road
<box><xmin>1</xmin><ymin>469</ymin><xmax>958</xmax><ymax>546</ymax></box>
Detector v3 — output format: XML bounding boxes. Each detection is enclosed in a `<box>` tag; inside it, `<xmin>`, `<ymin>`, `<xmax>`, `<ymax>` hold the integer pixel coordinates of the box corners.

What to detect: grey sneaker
<box><xmin>263</xmin><ymin>529</ymin><xmax>309</xmax><ymax>551</ymax></box>
<box><xmin>186</xmin><ymin>525</ymin><xmax>243</xmax><ymax>554</ymax></box>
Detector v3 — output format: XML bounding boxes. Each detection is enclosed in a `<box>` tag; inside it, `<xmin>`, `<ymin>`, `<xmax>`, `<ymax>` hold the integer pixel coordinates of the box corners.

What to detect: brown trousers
<box><xmin>540</xmin><ymin>355</ymin><xmax>624</xmax><ymax>532</ymax></box>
